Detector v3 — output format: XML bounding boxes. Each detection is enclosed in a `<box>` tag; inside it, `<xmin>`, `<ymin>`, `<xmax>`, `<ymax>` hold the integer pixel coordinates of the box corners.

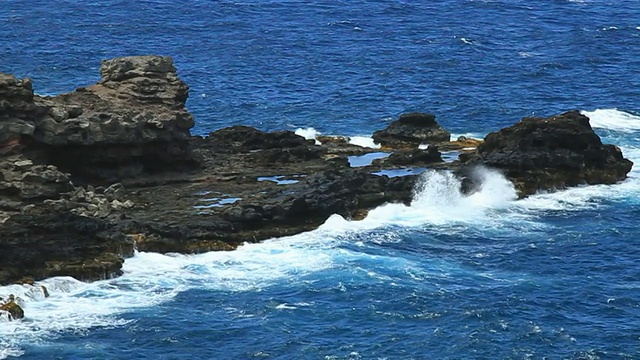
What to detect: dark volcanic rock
<box><xmin>0</xmin><ymin>56</ymin><xmax>194</xmax><ymax>284</ymax></box>
<box><xmin>0</xmin><ymin>208</ymin><xmax>134</xmax><ymax>284</ymax></box>
<box><xmin>203</xmin><ymin>125</ymin><xmax>314</xmax><ymax>152</ymax></box>
<box><xmin>38</xmin><ymin>55</ymin><xmax>193</xmax><ymax>146</ymax></box>
<box><xmin>0</xmin><ymin>155</ymin><xmax>73</xmax><ymax>201</ymax></box>
<box><xmin>381</xmin><ymin>146</ymin><xmax>444</xmax><ymax>167</ymax></box>
<box><xmin>1</xmin><ymin>55</ymin><xmax>197</xmax><ymax>185</ymax></box>
<box><xmin>122</xmin><ymin>150</ymin><xmax>420</xmax><ymax>255</ymax></box>
<box><xmin>372</xmin><ymin>112</ymin><xmax>451</xmax><ymax>147</ymax></box>
<box><xmin>459</xmin><ymin>111</ymin><xmax>633</xmax><ymax>196</ymax></box>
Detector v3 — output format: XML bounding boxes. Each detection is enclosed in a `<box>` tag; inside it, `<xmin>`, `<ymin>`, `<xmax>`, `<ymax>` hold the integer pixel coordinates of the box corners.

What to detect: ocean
<box><xmin>1</xmin><ymin>0</ymin><xmax>639</xmax><ymax>358</ymax></box>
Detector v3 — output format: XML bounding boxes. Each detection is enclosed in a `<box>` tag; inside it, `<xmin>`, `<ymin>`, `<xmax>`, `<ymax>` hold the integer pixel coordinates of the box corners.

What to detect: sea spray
<box><xmin>323</xmin><ymin>167</ymin><xmax>519</xmax><ymax>232</ymax></box>
<box><xmin>411</xmin><ymin>170</ymin><xmax>464</xmax><ymax>208</ymax></box>
<box><xmin>294</xmin><ymin>127</ymin><xmax>321</xmax><ymax>144</ymax></box>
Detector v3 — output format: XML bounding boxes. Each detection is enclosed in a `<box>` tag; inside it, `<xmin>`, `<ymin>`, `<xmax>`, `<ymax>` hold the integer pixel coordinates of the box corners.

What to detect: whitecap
<box><xmin>275</xmin><ymin>303</ymin><xmax>297</xmax><ymax>310</ymax></box>
<box><xmin>582</xmin><ymin>108</ymin><xmax>640</xmax><ymax>133</ymax></box>
<box><xmin>348</xmin><ymin>136</ymin><xmax>380</xmax><ymax>149</ymax></box>
<box><xmin>0</xmin><ymin>348</ymin><xmax>24</xmax><ymax>360</ymax></box>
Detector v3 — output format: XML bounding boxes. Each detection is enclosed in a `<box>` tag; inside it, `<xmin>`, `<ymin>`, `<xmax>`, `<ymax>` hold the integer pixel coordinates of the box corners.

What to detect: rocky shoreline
<box><xmin>0</xmin><ymin>55</ymin><xmax>633</xmax><ymax>289</ymax></box>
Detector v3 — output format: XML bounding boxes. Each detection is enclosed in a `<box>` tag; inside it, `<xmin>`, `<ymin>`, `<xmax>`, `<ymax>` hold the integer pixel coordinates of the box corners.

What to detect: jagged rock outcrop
<box><xmin>36</xmin><ymin>55</ymin><xmax>193</xmax><ymax>146</ymax></box>
<box><xmin>0</xmin><ymin>56</ymin><xmax>198</xmax><ymax>185</ymax></box>
<box><xmin>373</xmin><ymin>112</ymin><xmax>451</xmax><ymax>148</ymax></box>
<box><xmin>0</xmin><ymin>74</ymin><xmax>45</xmax><ymax>151</ymax></box>
<box><xmin>0</xmin><ymin>56</ymin><xmax>193</xmax><ymax>284</ymax></box>
<box><xmin>459</xmin><ymin>111</ymin><xmax>633</xmax><ymax>196</ymax></box>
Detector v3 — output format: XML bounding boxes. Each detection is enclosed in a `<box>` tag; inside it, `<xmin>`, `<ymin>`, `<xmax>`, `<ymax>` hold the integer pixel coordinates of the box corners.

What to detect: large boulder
<box><xmin>459</xmin><ymin>111</ymin><xmax>633</xmax><ymax>196</ymax></box>
<box><xmin>372</xmin><ymin>112</ymin><xmax>451</xmax><ymax>148</ymax></box>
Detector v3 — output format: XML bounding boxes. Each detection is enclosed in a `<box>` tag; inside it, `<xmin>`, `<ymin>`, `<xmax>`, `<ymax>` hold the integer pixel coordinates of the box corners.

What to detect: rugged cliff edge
<box><xmin>0</xmin><ymin>55</ymin><xmax>633</xmax><ymax>286</ymax></box>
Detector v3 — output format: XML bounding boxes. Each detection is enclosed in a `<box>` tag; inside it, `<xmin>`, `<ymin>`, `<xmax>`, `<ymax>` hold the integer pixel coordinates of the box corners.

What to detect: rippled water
<box><xmin>1</xmin><ymin>1</ymin><xmax>639</xmax><ymax>358</ymax></box>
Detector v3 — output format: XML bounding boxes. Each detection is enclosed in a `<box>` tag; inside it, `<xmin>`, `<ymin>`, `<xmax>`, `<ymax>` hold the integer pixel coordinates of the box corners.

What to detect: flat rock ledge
<box><xmin>0</xmin><ymin>55</ymin><xmax>633</xmax><ymax>286</ymax></box>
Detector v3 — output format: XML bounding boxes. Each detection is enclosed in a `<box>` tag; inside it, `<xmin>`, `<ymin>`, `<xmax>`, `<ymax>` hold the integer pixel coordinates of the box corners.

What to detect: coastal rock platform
<box><xmin>0</xmin><ymin>56</ymin><xmax>633</xmax><ymax>286</ymax></box>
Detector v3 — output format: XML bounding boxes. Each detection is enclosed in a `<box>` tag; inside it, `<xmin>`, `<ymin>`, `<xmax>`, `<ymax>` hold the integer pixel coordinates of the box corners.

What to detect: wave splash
<box><xmin>324</xmin><ymin>167</ymin><xmax>517</xmax><ymax>233</ymax></box>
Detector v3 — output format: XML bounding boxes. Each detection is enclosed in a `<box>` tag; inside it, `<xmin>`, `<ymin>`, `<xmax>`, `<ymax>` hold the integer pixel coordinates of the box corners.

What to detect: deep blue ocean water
<box><xmin>1</xmin><ymin>0</ymin><xmax>640</xmax><ymax>358</ymax></box>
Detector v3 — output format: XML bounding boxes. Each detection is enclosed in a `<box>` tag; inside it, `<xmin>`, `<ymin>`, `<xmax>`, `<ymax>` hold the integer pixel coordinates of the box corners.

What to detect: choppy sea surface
<box><xmin>1</xmin><ymin>1</ymin><xmax>639</xmax><ymax>358</ymax></box>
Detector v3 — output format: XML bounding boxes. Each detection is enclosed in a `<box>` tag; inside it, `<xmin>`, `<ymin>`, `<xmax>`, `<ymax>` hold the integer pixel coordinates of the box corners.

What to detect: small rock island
<box><xmin>0</xmin><ymin>56</ymin><xmax>633</xmax><ymax>286</ymax></box>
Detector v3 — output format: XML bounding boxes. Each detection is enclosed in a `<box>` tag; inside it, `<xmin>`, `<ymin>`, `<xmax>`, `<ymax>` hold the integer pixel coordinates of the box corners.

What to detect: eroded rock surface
<box><xmin>32</xmin><ymin>55</ymin><xmax>195</xmax><ymax>184</ymax></box>
<box><xmin>0</xmin><ymin>56</ymin><xmax>192</xmax><ymax>284</ymax></box>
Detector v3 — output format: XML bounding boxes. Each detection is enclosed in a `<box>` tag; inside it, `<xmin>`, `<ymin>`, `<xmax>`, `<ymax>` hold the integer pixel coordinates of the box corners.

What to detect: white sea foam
<box><xmin>0</xmin><ymin>167</ymin><xmax>522</xmax><ymax>356</ymax></box>
<box><xmin>0</xmin><ymin>276</ymin><xmax>177</xmax><ymax>359</ymax></box>
<box><xmin>582</xmin><ymin>109</ymin><xmax>640</xmax><ymax>132</ymax></box>
<box><xmin>0</xmin><ymin>237</ymin><xmax>335</xmax><ymax>358</ymax></box>
<box><xmin>295</xmin><ymin>127</ymin><xmax>321</xmax><ymax>144</ymax></box>
<box><xmin>348</xmin><ymin>136</ymin><xmax>380</xmax><ymax>149</ymax></box>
